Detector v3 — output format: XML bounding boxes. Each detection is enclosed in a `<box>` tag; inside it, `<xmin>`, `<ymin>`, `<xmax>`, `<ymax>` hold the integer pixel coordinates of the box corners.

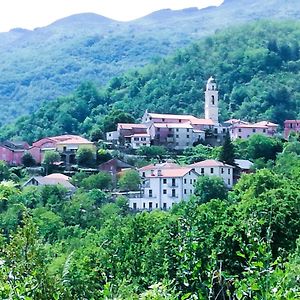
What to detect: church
<box><xmin>106</xmin><ymin>77</ymin><xmax>278</xmax><ymax>149</ymax></box>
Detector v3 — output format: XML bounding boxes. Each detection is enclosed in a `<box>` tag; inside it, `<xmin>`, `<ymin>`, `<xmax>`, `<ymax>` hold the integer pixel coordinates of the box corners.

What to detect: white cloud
<box><xmin>0</xmin><ymin>0</ymin><xmax>223</xmax><ymax>32</ymax></box>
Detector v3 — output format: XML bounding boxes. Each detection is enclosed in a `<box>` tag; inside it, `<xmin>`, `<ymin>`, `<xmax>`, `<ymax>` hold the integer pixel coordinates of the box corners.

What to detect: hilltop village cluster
<box><xmin>1</xmin><ymin>78</ymin><xmax>300</xmax><ymax>211</ymax></box>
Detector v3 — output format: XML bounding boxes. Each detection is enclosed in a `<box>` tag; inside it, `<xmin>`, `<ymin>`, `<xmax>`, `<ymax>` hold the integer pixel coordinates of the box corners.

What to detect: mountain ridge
<box><xmin>1</xmin><ymin>0</ymin><xmax>300</xmax><ymax>124</ymax></box>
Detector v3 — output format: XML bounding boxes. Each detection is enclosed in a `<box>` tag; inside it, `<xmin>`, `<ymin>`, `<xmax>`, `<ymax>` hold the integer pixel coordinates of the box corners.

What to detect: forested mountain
<box><xmin>2</xmin><ymin>0</ymin><xmax>300</xmax><ymax>123</ymax></box>
<box><xmin>1</xmin><ymin>21</ymin><xmax>300</xmax><ymax>143</ymax></box>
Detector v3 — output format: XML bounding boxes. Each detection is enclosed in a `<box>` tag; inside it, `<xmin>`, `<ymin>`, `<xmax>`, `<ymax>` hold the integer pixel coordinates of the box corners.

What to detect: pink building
<box><xmin>284</xmin><ymin>120</ymin><xmax>300</xmax><ymax>139</ymax></box>
<box><xmin>0</xmin><ymin>141</ymin><xmax>29</xmax><ymax>166</ymax></box>
<box><xmin>230</xmin><ymin>121</ymin><xmax>278</xmax><ymax>140</ymax></box>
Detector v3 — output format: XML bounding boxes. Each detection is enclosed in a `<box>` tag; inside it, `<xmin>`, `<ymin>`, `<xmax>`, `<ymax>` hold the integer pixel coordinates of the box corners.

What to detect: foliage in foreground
<box><xmin>0</xmin><ymin>147</ymin><xmax>299</xmax><ymax>299</ymax></box>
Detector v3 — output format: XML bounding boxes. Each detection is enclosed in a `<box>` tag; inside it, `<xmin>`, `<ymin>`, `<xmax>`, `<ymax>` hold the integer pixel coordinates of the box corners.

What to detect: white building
<box><xmin>129</xmin><ymin>167</ymin><xmax>199</xmax><ymax>210</ymax></box>
<box><xmin>189</xmin><ymin>159</ymin><xmax>234</xmax><ymax>188</ymax></box>
<box><xmin>148</xmin><ymin>123</ymin><xmax>205</xmax><ymax>150</ymax></box>
<box><xmin>126</xmin><ymin>133</ymin><xmax>151</xmax><ymax>149</ymax></box>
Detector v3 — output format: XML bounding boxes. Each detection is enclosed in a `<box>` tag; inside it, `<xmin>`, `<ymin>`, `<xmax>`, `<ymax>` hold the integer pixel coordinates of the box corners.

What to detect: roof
<box><xmin>146</xmin><ymin>112</ymin><xmax>215</xmax><ymax>126</ymax></box>
<box><xmin>128</xmin><ymin>133</ymin><xmax>151</xmax><ymax>137</ymax></box>
<box><xmin>118</xmin><ymin>123</ymin><xmax>147</xmax><ymax>130</ymax></box>
<box><xmin>207</xmin><ymin>76</ymin><xmax>216</xmax><ymax>84</ymax></box>
<box><xmin>233</xmin><ymin>124</ymin><xmax>268</xmax><ymax>129</ymax></box>
<box><xmin>284</xmin><ymin>120</ymin><xmax>300</xmax><ymax>124</ymax></box>
<box><xmin>190</xmin><ymin>159</ymin><xmax>234</xmax><ymax>168</ymax></box>
<box><xmin>99</xmin><ymin>158</ymin><xmax>134</xmax><ymax>170</ymax></box>
<box><xmin>0</xmin><ymin>141</ymin><xmax>29</xmax><ymax>151</ymax></box>
<box><xmin>24</xmin><ymin>176</ymin><xmax>75</xmax><ymax>190</ymax></box>
<box><xmin>224</xmin><ymin>119</ymin><xmax>248</xmax><ymax>125</ymax></box>
<box><xmin>147</xmin><ymin>113</ymin><xmax>196</xmax><ymax>120</ymax></box>
<box><xmin>33</xmin><ymin>135</ymin><xmax>92</xmax><ymax>147</ymax></box>
<box><xmin>189</xmin><ymin>117</ymin><xmax>215</xmax><ymax>126</ymax></box>
<box><xmin>45</xmin><ymin>173</ymin><xmax>70</xmax><ymax>181</ymax></box>
<box><xmin>254</xmin><ymin>121</ymin><xmax>278</xmax><ymax>127</ymax></box>
<box><xmin>145</xmin><ymin>167</ymin><xmax>196</xmax><ymax>178</ymax></box>
<box><xmin>140</xmin><ymin>161</ymin><xmax>181</xmax><ymax>171</ymax></box>
<box><xmin>234</xmin><ymin>159</ymin><xmax>253</xmax><ymax>170</ymax></box>
<box><xmin>152</xmin><ymin>123</ymin><xmax>193</xmax><ymax>129</ymax></box>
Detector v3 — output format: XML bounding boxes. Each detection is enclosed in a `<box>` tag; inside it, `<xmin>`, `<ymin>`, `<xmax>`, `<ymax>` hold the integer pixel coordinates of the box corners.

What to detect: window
<box><xmin>263</xmin><ymin>129</ymin><xmax>266</xmax><ymax>133</ymax></box>
<box><xmin>169</xmin><ymin>128</ymin><xmax>172</xmax><ymax>132</ymax></box>
<box><xmin>134</xmin><ymin>137</ymin><xmax>139</xmax><ymax>141</ymax></box>
<box><xmin>163</xmin><ymin>203</ymin><xmax>167</xmax><ymax>210</ymax></box>
<box><xmin>149</xmin><ymin>202</ymin><xmax>153</xmax><ymax>209</ymax></box>
<box><xmin>201</xmin><ymin>168</ymin><xmax>204</xmax><ymax>174</ymax></box>
<box><xmin>187</xmin><ymin>129</ymin><xmax>190</xmax><ymax>132</ymax></box>
<box><xmin>172</xmin><ymin>178</ymin><xmax>176</xmax><ymax>186</ymax></box>
<box><xmin>142</xmin><ymin>172</ymin><xmax>145</xmax><ymax>177</ymax></box>
<box><xmin>149</xmin><ymin>190</ymin><xmax>153</xmax><ymax>197</ymax></box>
<box><xmin>190</xmin><ymin>189</ymin><xmax>192</xmax><ymax>194</ymax></box>
<box><xmin>172</xmin><ymin>189</ymin><xmax>176</xmax><ymax>197</ymax></box>
<box><xmin>193</xmin><ymin>179</ymin><xmax>196</xmax><ymax>184</ymax></box>
<box><xmin>187</xmin><ymin>135</ymin><xmax>190</xmax><ymax>138</ymax></box>
<box><xmin>221</xmin><ymin>168</ymin><xmax>224</xmax><ymax>174</ymax></box>
<box><xmin>162</xmin><ymin>118</ymin><xmax>165</xmax><ymax>122</ymax></box>
<box><xmin>157</xmin><ymin>128</ymin><xmax>160</xmax><ymax>132</ymax></box>
<box><xmin>252</xmin><ymin>129</ymin><xmax>256</xmax><ymax>133</ymax></box>
<box><xmin>143</xmin><ymin>202</ymin><xmax>146</xmax><ymax>209</ymax></box>
<box><xmin>133</xmin><ymin>203</ymin><xmax>137</xmax><ymax>210</ymax></box>
<box><xmin>163</xmin><ymin>178</ymin><xmax>167</xmax><ymax>184</ymax></box>
<box><xmin>228</xmin><ymin>179</ymin><xmax>231</xmax><ymax>185</ymax></box>
<box><xmin>156</xmin><ymin>203</ymin><xmax>158</xmax><ymax>208</ymax></box>
<box><xmin>238</xmin><ymin>128</ymin><xmax>242</xmax><ymax>132</ymax></box>
<box><xmin>210</xmin><ymin>168</ymin><xmax>214</xmax><ymax>174</ymax></box>
<box><xmin>211</xmin><ymin>95</ymin><xmax>215</xmax><ymax>105</ymax></box>
<box><xmin>179</xmin><ymin>119</ymin><xmax>182</xmax><ymax>123</ymax></box>
<box><xmin>228</xmin><ymin>169</ymin><xmax>231</xmax><ymax>174</ymax></box>
<box><xmin>163</xmin><ymin>189</ymin><xmax>167</xmax><ymax>194</ymax></box>
<box><xmin>176</xmin><ymin>128</ymin><xmax>179</xmax><ymax>132</ymax></box>
<box><xmin>184</xmin><ymin>189</ymin><xmax>187</xmax><ymax>194</ymax></box>
<box><xmin>176</xmin><ymin>134</ymin><xmax>179</xmax><ymax>138</ymax></box>
<box><xmin>184</xmin><ymin>179</ymin><xmax>187</xmax><ymax>184</ymax></box>
<box><xmin>190</xmin><ymin>179</ymin><xmax>192</xmax><ymax>184</ymax></box>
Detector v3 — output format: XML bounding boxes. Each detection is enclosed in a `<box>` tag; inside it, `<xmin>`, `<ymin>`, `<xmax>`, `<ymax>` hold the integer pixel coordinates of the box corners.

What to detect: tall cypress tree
<box><xmin>219</xmin><ymin>131</ymin><xmax>235</xmax><ymax>165</ymax></box>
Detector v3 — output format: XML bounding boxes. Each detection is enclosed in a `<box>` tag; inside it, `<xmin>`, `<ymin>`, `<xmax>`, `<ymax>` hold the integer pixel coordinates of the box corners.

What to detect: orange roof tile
<box><xmin>152</xmin><ymin>123</ymin><xmax>193</xmax><ymax>129</ymax></box>
<box><xmin>118</xmin><ymin>123</ymin><xmax>147</xmax><ymax>130</ymax></box>
<box><xmin>254</xmin><ymin>121</ymin><xmax>278</xmax><ymax>127</ymax></box>
<box><xmin>190</xmin><ymin>159</ymin><xmax>234</xmax><ymax>168</ymax></box>
<box><xmin>139</xmin><ymin>162</ymin><xmax>181</xmax><ymax>171</ymax></box>
<box><xmin>145</xmin><ymin>167</ymin><xmax>196</xmax><ymax>178</ymax></box>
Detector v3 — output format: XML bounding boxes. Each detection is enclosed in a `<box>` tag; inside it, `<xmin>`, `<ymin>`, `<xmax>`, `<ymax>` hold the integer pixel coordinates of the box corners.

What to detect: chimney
<box><xmin>151</xmin><ymin>169</ymin><xmax>154</xmax><ymax>176</ymax></box>
<box><xmin>157</xmin><ymin>169</ymin><xmax>162</xmax><ymax>176</ymax></box>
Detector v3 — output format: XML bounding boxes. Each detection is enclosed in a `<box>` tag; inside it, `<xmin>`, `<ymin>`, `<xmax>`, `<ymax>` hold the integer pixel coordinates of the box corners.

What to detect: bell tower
<box><xmin>205</xmin><ymin>76</ymin><xmax>219</xmax><ymax>124</ymax></box>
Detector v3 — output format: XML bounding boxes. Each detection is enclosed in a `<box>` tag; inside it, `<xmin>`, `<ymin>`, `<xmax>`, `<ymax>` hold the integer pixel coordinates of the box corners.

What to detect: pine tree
<box><xmin>219</xmin><ymin>131</ymin><xmax>235</xmax><ymax>165</ymax></box>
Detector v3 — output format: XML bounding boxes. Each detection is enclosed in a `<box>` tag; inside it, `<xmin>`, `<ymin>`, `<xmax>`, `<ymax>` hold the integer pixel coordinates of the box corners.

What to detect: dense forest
<box><xmin>1</xmin><ymin>21</ymin><xmax>300</xmax><ymax>143</ymax></box>
<box><xmin>2</xmin><ymin>0</ymin><xmax>300</xmax><ymax>124</ymax></box>
<box><xmin>0</xmin><ymin>135</ymin><xmax>299</xmax><ymax>299</ymax></box>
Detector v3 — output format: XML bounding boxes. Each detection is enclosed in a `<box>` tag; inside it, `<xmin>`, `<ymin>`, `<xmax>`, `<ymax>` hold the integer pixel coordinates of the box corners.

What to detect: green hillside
<box><xmin>2</xmin><ymin>0</ymin><xmax>300</xmax><ymax>123</ymax></box>
<box><xmin>1</xmin><ymin>21</ymin><xmax>300</xmax><ymax>142</ymax></box>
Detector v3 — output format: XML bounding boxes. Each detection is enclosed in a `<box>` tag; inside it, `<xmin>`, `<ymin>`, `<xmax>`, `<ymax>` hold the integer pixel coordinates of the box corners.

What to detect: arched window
<box><xmin>211</xmin><ymin>95</ymin><xmax>215</xmax><ymax>105</ymax></box>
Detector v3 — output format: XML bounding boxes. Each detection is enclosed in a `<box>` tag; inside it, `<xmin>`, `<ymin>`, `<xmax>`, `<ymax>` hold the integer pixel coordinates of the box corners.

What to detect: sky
<box><xmin>0</xmin><ymin>0</ymin><xmax>223</xmax><ymax>32</ymax></box>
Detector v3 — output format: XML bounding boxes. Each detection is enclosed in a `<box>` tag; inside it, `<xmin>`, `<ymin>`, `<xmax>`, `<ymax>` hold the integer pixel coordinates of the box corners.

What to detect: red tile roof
<box><xmin>190</xmin><ymin>159</ymin><xmax>234</xmax><ymax>168</ymax></box>
<box><xmin>152</xmin><ymin>123</ymin><xmax>193</xmax><ymax>129</ymax></box>
<box><xmin>118</xmin><ymin>123</ymin><xmax>147</xmax><ymax>130</ymax></box>
<box><xmin>254</xmin><ymin>121</ymin><xmax>278</xmax><ymax>127</ymax></box>
<box><xmin>139</xmin><ymin>162</ymin><xmax>181</xmax><ymax>171</ymax></box>
<box><xmin>145</xmin><ymin>167</ymin><xmax>196</xmax><ymax>178</ymax></box>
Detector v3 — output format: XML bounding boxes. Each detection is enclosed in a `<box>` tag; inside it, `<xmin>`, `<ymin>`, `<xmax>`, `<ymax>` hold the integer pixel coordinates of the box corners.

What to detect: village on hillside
<box><xmin>1</xmin><ymin>77</ymin><xmax>299</xmax><ymax>211</ymax></box>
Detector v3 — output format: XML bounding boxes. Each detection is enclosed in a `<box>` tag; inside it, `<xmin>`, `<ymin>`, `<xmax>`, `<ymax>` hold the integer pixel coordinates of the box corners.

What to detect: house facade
<box><xmin>29</xmin><ymin>135</ymin><xmax>96</xmax><ymax>165</ymax></box>
<box><xmin>129</xmin><ymin>167</ymin><xmax>199</xmax><ymax>210</ymax></box>
<box><xmin>229</xmin><ymin>121</ymin><xmax>278</xmax><ymax>140</ymax></box>
<box><xmin>0</xmin><ymin>141</ymin><xmax>29</xmax><ymax>166</ymax></box>
<box><xmin>284</xmin><ymin>120</ymin><xmax>300</xmax><ymax>139</ymax></box>
<box><xmin>189</xmin><ymin>159</ymin><xmax>234</xmax><ymax>188</ymax></box>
